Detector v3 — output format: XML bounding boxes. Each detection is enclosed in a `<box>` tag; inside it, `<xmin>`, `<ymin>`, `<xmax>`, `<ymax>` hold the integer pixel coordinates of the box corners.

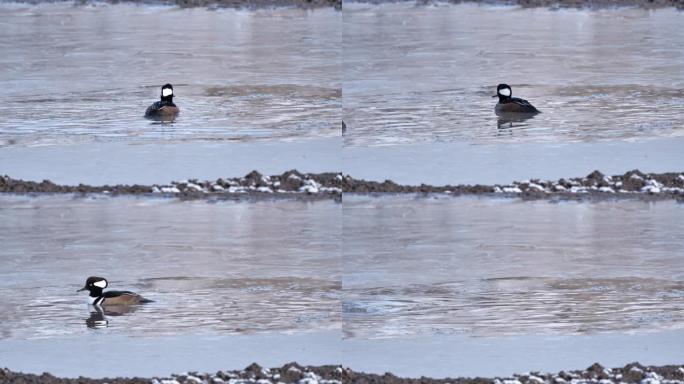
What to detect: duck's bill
<box><xmin>492</xmin><ymin>95</ymin><xmax>498</xmax><ymax>97</ymax></box>
<box><xmin>77</xmin><ymin>287</ymin><xmax>87</xmax><ymax>292</ymax></box>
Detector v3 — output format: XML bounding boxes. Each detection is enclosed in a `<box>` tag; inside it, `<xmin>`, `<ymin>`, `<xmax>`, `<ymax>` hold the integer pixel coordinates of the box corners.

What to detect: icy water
<box><xmin>343</xmin><ymin>4</ymin><xmax>684</xmax><ymax>146</ymax></box>
<box><xmin>343</xmin><ymin>195</ymin><xmax>684</xmax><ymax>339</ymax></box>
<box><xmin>0</xmin><ymin>195</ymin><xmax>341</xmax><ymax>339</ymax></box>
<box><xmin>0</xmin><ymin>4</ymin><xmax>340</xmax><ymax>146</ymax></box>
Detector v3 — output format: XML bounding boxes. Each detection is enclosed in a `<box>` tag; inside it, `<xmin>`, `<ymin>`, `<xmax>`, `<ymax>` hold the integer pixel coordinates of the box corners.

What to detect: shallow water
<box><xmin>342</xmin><ymin>136</ymin><xmax>684</xmax><ymax>185</ymax></box>
<box><xmin>0</xmin><ymin>332</ymin><xmax>342</xmax><ymax>378</ymax></box>
<box><xmin>343</xmin><ymin>195</ymin><xmax>684</xmax><ymax>339</ymax></box>
<box><xmin>0</xmin><ymin>138</ymin><xmax>341</xmax><ymax>185</ymax></box>
<box><xmin>343</xmin><ymin>4</ymin><xmax>684</xmax><ymax>147</ymax></box>
<box><xmin>0</xmin><ymin>195</ymin><xmax>341</xmax><ymax>339</ymax></box>
<box><xmin>342</xmin><ymin>329</ymin><xmax>684</xmax><ymax>377</ymax></box>
<box><xmin>0</xmin><ymin>4</ymin><xmax>340</xmax><ymax>146</ymax></box>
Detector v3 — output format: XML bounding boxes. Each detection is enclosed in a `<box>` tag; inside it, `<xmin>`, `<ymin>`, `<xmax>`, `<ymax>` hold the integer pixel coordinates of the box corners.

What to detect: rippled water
<box><xmin>0</xmin><ymin>195</ymin><xmax>340</xmax><ymax>339</ymax></box>
<box><xmin>343</xmin><ymin>195</ymin><xmax>684</xmax><ymax>338</ymax></box>
<box><xmin>343</xmin><ymin>4</ymin><xmax>684</xmax><ymax>146</ymax></box>
<box><xmin>0</xmin><ymin>4</ymin><xmax>340</xmax><ymax>146</ymax></box>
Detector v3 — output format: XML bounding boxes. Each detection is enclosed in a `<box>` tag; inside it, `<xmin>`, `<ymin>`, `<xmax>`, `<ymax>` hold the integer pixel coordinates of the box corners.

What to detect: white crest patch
<box><xmin>93</xmin><ymin>279</ymin><xmax>107</xmax><ymax>288</ymax></box>
<box><xmin>162</xmin><ymin>88</ymin><xmax>173</xmax><ymax>97</ymax></box>
<box><xmin>499</xmin><ymin>88</ymin><xmax>511</xmax><ymax>97</ymax></box>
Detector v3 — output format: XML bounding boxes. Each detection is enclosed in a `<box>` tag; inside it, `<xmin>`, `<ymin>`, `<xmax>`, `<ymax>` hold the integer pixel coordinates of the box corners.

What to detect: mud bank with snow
<box><xmin>343</xmin><ymin>170</ymin><xmax>684</xmax><ymax>200</ymax></box>
<box><xmin>9</xmin><ymin>0</ymin><xmax>341</xmax><ymax>9</ymax></box>
<box><xmin>0</xmin><ymin>170</ymin><xmax>342</xmax><ymax>200</ymax></box>
<box><xmin>2</xmin><ymin>362</ymin><xmax>684</xmax><ymax>384</ymax></box>
<box><xmin>344</xmin><ymin>0</ymin><xmax>683</xmax><ymax>9</ymax></box>
<box><xmin>2</xmin><ymin>169</ymin><xmax>684</xmax><ymax>201</ymax></box>
<box><xmin>0</xmin><ymin>363</ymin><xmax>342</xmax><ymax>384</ymax></box>
<box><xmin>344</xmin><ymin>362</ymin><xmax>684</xmax><ymax>384</ymax></box>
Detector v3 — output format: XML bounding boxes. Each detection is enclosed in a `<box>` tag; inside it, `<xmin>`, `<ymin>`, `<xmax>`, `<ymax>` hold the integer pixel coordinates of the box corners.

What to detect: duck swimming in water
<box><xmin>77</xmin><ymin>276</ymin><xmax>153</xmax><ymax>306</ymax></box>
<box><xmin>145</xmin><ymin>83</ymin><xmax>179</xmax><ymax>121</ymax></box>
<box><xmin>493</xmin><ymin>84</ymin><xmax>540</xmax><ymax>115</ymax></box>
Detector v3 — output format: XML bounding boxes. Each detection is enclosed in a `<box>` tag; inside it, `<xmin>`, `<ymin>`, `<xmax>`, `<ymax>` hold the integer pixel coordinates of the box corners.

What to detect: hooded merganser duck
<box><xmin>145</xmin><ymin>83</ymin><xmax>179</xmax><ymax>120</ymax></box>
<box><xmin>77</xmin><ymin>276</ymin><xmax>153</xmax><ymax>306</ymax></box>
<box><xmin>493</xmin><ymin>84</ymin><xmax>540</xmax><ymax>115</ymax></box>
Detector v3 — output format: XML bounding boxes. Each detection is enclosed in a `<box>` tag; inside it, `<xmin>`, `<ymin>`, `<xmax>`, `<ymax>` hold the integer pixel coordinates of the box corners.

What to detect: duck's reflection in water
<box><xmin>496</xmin><ymin>112</ymin><xmax>538</xmax><ymax>130</ymax></box>
<box><xmin>147</xmin><ymin>116</ymin><xmax>177</xmax><ymax>124</ymax></box>
<box><xmin>85</xmin><ymin>305</ymin><xmax>140</xmax><ymax>329</ymax></box>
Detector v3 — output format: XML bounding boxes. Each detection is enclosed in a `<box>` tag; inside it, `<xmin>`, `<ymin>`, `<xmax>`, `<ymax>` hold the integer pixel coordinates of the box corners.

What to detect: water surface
<box><xmin>342</xmin><ymin>329</ymin><xmax>684</xmax><ymax>378</ymax></box>
<box><xmin>342</xmin><ymin>136</ymin><xmax>684</xmax><ymax>185</ymax></box>
<box><xmin>0</xmin><ymin>4</ymin><xmax>340</xmax><ymax>146</ymax></box>
<box><xmin>343</xmin><ymin>4</ymin><xmax>684</xmax><ymax>147</ymax></box>
<box><xmin>0</xmin><ymin>332</ymin><xmax>342</xmax><ymax>378</ymax></box>
<box><xmin>0</xmin><ymin>195</ymin><xmax>341</xmax><ymax>339</ymax></box>
<box><xmin>0</xmin><ymin>137</ymin><xmax>341</xmax><ymax>185</ymax></box>
<box><xmin>343</xmin><ymin>196</ymin><xmax>684</xmax><ymax>339</ymax></box>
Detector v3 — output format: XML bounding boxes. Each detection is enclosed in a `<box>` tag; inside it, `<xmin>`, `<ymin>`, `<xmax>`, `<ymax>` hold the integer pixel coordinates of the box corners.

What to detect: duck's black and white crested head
<box><xmin>495</xmin><ymin>83</ymin><xmax>512</xmax><ymax>100</ymax></box>
<box><xmin>161</xmin><ymin>83</ymin><xmax>174</xmax><ymax>102</ymax></box>
<box><xmin>77</xmin><ymin>276</ymin><xmax>108</xmax><ymax>297</ymax></box>
<box><xmin>77</xmin><ymin>276</ymin><xmax>108</xmax><ymax>306</ymax></box>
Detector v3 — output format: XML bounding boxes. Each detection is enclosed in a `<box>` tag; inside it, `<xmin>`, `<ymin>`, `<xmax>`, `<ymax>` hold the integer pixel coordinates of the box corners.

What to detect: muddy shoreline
<box><xmin>343</xmin><ymin>169</ymin><xmax>684</xmax><ymax>201</ymax></box>
<box><xmin>8</xmin><ymin>0</ymin><xmax>342</xmax><ymax>9</ymax></box>
<box><xmin>2</xmin><ymin>169</ymin><xmax>683</xmax><ymax>201</ymax></box>
<box><xmin>0</xmin><ymin>170</ymin><xmax>343</xmax><ymax>201</ymax></box>
<box><xmin>2</xmin><ymin>362</ymin><xmax>684</xmax><ymax>384</ymax></box>
<box><xmin>9</xmin><ymin>0</ymin><xmax>684</xmax><ymax>9</ymax></box>
<box><xmin>0</xmin><ymin>363</ymin><xmax>342</xmax><ymax>384</ymax></box>
<box><xmin>344</xmin><ymin>362</ymin><xmax>684</xmax><ymax>384</ymax></box>
<box><xmin>346</xmin><ymin>0</ymin><xmax>684</xmax><ymax>9</ymax></box>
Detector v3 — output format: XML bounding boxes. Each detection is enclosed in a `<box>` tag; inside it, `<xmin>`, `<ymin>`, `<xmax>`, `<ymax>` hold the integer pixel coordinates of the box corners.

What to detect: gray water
<box><xmin>342</xmin><ymin>136</ymin><xmax>684</xmax><ymax>185</ymax></box>
<box><xmin>342</xmin><ymin>329</ymin><xmax>684</xmax><ymax>378</ymax></box>
<box><xmin>0</xmin><ymin>3</ymin><xmax>340</xmax><ymax>147</ymax></box>
<box><xmin>0</xmin><ymin>137</ymin><xmax>341</xmax><ymax>185</ymax></box>
<box><xmin>0</xmin><ymin>195</ymin><xmax>341</xmax><ymax>339</ymax></box>
<box><xmin>0</xmin><ymin>332</ymin><xmax>343</xmax><ymax>378</ymax></box>
<box><xmin>343</xmin><ymin>3</ymin><xmax>684</xmax><ymax>147</ymax></box>
<box><xmin>343</xmin><ymin>195</ymin><xmax>684</xmax><ymax>339</ymax></box>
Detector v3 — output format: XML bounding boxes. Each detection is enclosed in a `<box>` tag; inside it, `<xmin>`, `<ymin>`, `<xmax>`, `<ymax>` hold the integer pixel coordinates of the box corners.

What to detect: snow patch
<box><xmin>186</xmin><ymin>183</ymin><xmax>203</xmax><ymax>192</ymax></box>
<box><xmin>527</xmin><ymin>183</ymin><xmax>545</xmax><ymax>192</ymax></box>
<box><xmin>299</xmin><ymin>179</ymin><xmax>320</xmax><ymax>194</ymax></box>
<box><xmin>160</xmin><ymin>186</ymin><xmax>180</xmax><ymax>194</ymax></box>
<box><xmin>502</xmin><ymin>186</ymin><xmax>522</xmax><ymax>193</ymax></box>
